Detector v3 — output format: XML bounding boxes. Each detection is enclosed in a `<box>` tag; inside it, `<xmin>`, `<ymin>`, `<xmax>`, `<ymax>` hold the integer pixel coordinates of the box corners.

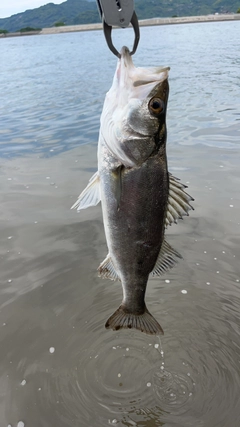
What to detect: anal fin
<box><xmin>98</xmin><ymin>254</ymin><xmax>120</xmax><ymax>281</ymax></box>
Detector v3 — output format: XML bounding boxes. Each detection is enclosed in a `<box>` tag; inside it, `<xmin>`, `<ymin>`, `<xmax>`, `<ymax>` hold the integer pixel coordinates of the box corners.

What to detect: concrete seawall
<box><xmin>41</xmin><ymin>14</ymin><xmax>240</xmax><ymax>35</ymax></box>
<box><xmin>1</xmin><ymin>14</ymin><xmax>240</xmax><ymax>38</ymax></box>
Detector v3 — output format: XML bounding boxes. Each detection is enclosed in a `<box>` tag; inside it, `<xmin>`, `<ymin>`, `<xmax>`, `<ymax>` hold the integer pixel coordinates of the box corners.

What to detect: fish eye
<box><xmin>148</xmin><ymin>98</ymin><xmax>164</xmax><ymax>115</ymax></box>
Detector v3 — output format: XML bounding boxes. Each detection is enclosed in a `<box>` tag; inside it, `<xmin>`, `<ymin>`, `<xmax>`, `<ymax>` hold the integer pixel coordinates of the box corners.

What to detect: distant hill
<box><xmin>0</xmin><ymin>0</ymin><xmax>239</xmax><ymax>32</ymax></box>
<box><xmin>0</xmin><ymin>0</ymin><xmax>99</xmax><ymax>32</ymax></box>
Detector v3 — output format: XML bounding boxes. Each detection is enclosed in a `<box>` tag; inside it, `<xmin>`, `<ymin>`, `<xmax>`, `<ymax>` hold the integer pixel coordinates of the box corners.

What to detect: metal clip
<box><xmin>96</xmin><ymin>0</ymin><xmax>140</xmax><ymax>57</ymax></box>
<box><xmin>97</xmin><ymin>0</ymin><xmax>134</xmax><ymax>28</ymax></box>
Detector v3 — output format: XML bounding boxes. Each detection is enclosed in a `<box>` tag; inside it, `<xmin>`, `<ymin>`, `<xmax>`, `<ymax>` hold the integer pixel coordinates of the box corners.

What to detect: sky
<box><xmin>0</xmin><ymin>0</ymin><xmax>64</xmax><ymax>18</ymax></box>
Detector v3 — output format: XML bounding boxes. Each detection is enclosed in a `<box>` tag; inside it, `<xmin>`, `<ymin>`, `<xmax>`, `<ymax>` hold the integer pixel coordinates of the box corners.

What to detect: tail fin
<box><xmin>105</xmin><ymin>305</ymin><xmax>164</xmax><ymax>335</ymax></box>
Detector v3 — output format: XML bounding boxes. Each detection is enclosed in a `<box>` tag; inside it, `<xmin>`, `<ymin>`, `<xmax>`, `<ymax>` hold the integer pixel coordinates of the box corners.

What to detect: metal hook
<box><xmin>103</xmin><ymin>11</ymin><xmax>140</xmax><ymax>58</ymax></box>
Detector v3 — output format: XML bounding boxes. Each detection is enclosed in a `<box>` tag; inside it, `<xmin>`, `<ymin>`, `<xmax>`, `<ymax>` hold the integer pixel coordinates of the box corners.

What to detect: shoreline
<box><xmin>1</xmin><ymin>14</ymin><xmax>240</xmax><ymax>38</ymax></box>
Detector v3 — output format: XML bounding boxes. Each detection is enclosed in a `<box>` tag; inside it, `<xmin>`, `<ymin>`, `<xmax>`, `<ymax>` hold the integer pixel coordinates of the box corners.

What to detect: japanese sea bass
<box><xmin>72</xmin><ymin>47</ymin><xmax>193</xmax><ymax>335</ymax></box>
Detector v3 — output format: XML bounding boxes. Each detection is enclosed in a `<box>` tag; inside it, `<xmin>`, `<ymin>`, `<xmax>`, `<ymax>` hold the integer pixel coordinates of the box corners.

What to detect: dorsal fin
<box><xmin>165</xmin><ymin>173</ymin><xmax>194</xmax><ymax>227</ymax></box>
<box><xmin>151</xmin><ymin>239</ymin><xmax>182</xmax><ymax>276</ymax></box>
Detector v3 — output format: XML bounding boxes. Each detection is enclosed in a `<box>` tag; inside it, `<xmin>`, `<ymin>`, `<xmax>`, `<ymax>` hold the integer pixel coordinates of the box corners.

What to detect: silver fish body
<box><xmin>72</xmin><ymin>47</ymin><xmax>193</xmax><ymax>335</ymax></box>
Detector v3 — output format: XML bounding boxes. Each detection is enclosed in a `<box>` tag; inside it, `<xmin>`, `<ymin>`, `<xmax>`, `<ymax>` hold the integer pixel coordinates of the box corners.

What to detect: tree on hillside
<box><xmin>19</xmin><ymin>27</ymin><xmax>42</xmax><ymax>32</ymax></box>
<box><xmin>54</xmin><ymin>21</ymin><xmax>66</xmax><ymax>26</ymax></box>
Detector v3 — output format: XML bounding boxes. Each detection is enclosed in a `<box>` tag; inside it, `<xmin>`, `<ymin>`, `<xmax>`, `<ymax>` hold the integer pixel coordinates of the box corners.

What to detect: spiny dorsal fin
<box><xmin>151</xmin><ymin>239</ymin><xmax>182</xmax><ymax>276</ymax></box>
<box><xmin>98</xmin><ymin>254</ymin><xmax>120</xmax><ymax>281</ymax></box>
<box><xmin>71</xmin><ymin>172</ymin><xmax>100</xmax><ymax>211</ymax></box>
<box><xmin>165</xmin><ymin>173</ymin><xmax>194</xmax><ymax>228</ymax></box>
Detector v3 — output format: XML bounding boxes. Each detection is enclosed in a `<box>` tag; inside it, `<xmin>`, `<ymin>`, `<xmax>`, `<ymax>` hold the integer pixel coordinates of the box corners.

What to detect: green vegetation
<box><xmin>0</xmin><ymin>0</ymin><xmax>239</xmax><ymax>33</ymax></box>
<box><xmin>73</xmin><ymin>10</ymin><xmax>100</xmax><ymax>25</ymax></box>
<box><xmin>54</xmin><ymin>21</ymin><xmax>66</xmax><ymax>27</ymax></box>
<box><xmin>19</xmin><ymin>26</ymin><xmax>42</xmax><ymax>32</ymax></box>
<box><xmin>0</xmin><ymin>29</ymin><xmax>8</xmax><ymax>34</ymax></box>
<box><xmin>237</xmin><ymin>7</ymin><xmax>240</xmax><ymax>12</ymax></box>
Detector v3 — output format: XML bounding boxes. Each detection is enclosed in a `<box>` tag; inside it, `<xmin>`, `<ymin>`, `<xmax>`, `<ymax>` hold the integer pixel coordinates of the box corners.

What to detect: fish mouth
<box><xmin>120</xmin><ymin>46</ymin><xmax>134</xmax><ymax>67</ymax></box>
<box><xmin>116</xmin><ymin>46</ymin><xmax>170</xmax><ymax>100</ymax></box>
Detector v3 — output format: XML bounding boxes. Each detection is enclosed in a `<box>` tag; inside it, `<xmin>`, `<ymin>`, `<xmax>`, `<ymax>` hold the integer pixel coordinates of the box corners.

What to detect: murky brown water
<box><xmin>1</xmin><ymin>21</ymin><xmax>240</xmax><ymax>427</ymax></box>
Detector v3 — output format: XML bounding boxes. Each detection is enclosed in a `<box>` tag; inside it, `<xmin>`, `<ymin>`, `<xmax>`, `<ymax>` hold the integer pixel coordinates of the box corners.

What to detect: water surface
<box><xmin>1</xmin><ymin>21</ymin><xmax>240</xmax><ymax>427</ymax></box>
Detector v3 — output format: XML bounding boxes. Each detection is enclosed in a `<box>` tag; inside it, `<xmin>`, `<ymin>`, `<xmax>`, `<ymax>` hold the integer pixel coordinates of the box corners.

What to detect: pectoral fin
<box><xmin>165</xmin><ymin>174</ymin><xmax>194</xmax><ymax>227</ymax></box>
<box><xmin>151</xmin><ymin>239</ymin><xmax>182</xmax><ymax>276</ymax></box>
<box><xmin>71</xmin><ymin>172</ymin><xmax>100</xmax><ymax>211</ymax></box>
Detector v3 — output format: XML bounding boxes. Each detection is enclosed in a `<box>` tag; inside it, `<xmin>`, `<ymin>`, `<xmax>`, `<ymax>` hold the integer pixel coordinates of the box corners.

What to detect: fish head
<box><xmin>100</xmin><ymin>46</ymin><xmax>170</xmax><ymax>167</ymax></box>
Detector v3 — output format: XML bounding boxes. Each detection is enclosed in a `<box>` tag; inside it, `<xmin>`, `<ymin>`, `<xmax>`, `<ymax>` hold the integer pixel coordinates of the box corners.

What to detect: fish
<box><xmin>71</xmin><ymin>46</ymin><xmax>193</xmax><ymax>335</ymax></box>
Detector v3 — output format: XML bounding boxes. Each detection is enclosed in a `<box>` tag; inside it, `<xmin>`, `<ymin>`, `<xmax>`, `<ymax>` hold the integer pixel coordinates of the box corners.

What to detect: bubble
<box><xmin>147</xmin><ymin>382</ymin><xmax>151</xmax><ymax>387</ymax></box>
<box><xmin>165</xmin><ymin>279</ymin><xmax>170</xmax><ymax>283</ymax></box>
<box><xmin>181</xmin><ymin>290</ymin><xmax>187</xmax><ymax>294</ymax></box>
<box><xmin>7</xmin><ymin>236</ymin><xmax>13</xmax><ymax>240</ymax></box>
<box><xmin>229</xmin><ymin>205</ymin><xmax>234</xmax><ymax>208</ymax></box>
<box><xmin>17</xmin><ymin>422</ymin><xmax>25</xmax><ymax>427</ymax></box>
<box><xmin>154</xmin><ymin>344</ymin><xmax>159</xmax><ymax>349</ymax></box>
<box><xmin>117</xmin><ymin>373</ymin><xmax>121</xmax><ymax>378</ymax></box>
<box><xmin>20</xmin><ymin>380</ymin><xmax>26</xmax><ymax>386</ymax></box>
<box><xmin>49</xmin><ymin>347</ymin><xmax>55</xmax><ymax>354</ymax></box>
<box><xmin>206</xmin><ymin>282</ymin><xmax>210</xmax><ymax>285</ymax></box>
